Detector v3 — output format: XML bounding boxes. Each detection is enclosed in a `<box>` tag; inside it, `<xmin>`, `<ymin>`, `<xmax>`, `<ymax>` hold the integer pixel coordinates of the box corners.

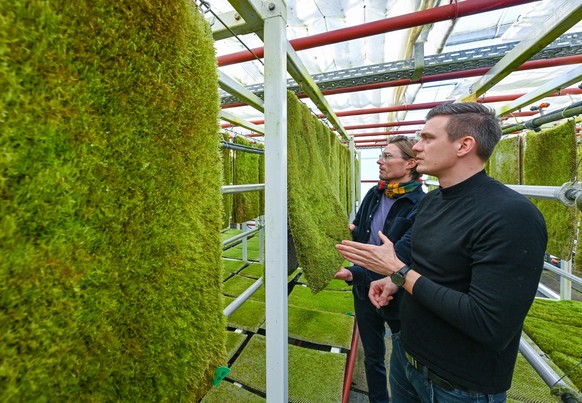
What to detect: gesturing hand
<box><xmin>368</xmin><ymin>277</ymin><xmax>398</xmax><ymax>309</ymax></box>
<box><xmin>334</xmin><ymin>267</ymin><xmax>353</xmax><ymax>282</ymax></box>
<box><xmin>335</xmin><ymin>231</ymin><xmax>402</xmax><ymax>276</ymax></box>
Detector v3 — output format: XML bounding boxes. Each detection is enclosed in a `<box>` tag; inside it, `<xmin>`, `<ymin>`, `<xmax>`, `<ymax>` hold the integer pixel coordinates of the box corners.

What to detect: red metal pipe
<box><xmin>342</xmin><ymin>121</ymin><xmax>426</xmax><ymax>130</ymax></box>
<box><xmin>217</xmin><ymin>0</ymin><xmax>541</xmax><ymax>67</ymax></box>
<box><xmin>351</xmin><ymin>130</ymin><xmax>417</xmax><ymax>138</ymax></box>
<box><xmin>342</xmin><ymin>320</ymin><xmax>360</xmax><ymax>403</ymax></box>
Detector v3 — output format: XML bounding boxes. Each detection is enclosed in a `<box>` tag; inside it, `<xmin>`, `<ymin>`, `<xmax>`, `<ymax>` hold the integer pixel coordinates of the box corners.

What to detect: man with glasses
<box><xmin>335</xmin><ymin>135</ymin><xmax>424</xmax><ymax>403</ymax></box>
<box><xmin>337</xmin><ymin>103</ymin><xmax>547</xmax><ymax>402</ymax></box>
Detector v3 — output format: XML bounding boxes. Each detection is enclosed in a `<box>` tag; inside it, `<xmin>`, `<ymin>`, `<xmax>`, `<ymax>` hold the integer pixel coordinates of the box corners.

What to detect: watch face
<box><xmin>391</xmin><ymin>272</ymin><xmax>405</xmax><ymax>287</ymax></box>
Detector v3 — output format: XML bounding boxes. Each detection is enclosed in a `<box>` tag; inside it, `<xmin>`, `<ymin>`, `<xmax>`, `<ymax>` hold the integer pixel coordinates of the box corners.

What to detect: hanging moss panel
<box><xmin>575</xmin><ymin>142</ymin><xmax>582</xmax><ymax>276</ymax></box>
<box><xmin>222</xmin><ymin>133</ymin><xmax>234</xmax><ymax>229</ymax></box>
<box><xmin>228</xmin><ymin>334</ymin><xmax>345</xmax><ymax>402</ymax></box>
<box><xmin>0</xmin><ymin>2</ymin><xmax>225</xmax><ymax>402</ymax></box>
<box><xmin>522</xmin><ymin>120</ymin><xmax>576</xmax><ymax>260</ymax></box>
<box><xmin>488</xmin><ymin>135</ymin><xmax>521</xmax><ymax>184</ymax></box>
<box><xmin>524</xmin><ymin>299</ymin><xmax>582</xmax><ymax>391</ymax></box>
<box><xmin>287</xmin><ymin>92</ymin><xmax>352</xmax><ymax>292</ymax></box>
<box><xmin>233</xmin><ymin>136</ymin><xmax>260</xmax><ymax>223</ymax></box>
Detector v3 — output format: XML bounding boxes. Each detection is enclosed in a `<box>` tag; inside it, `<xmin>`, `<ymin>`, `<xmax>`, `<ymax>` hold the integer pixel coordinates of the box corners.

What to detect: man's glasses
<box><xmin>378</xmin><ymin>153</ymin><xmax>404</xmax><ymax>162</ymax></box>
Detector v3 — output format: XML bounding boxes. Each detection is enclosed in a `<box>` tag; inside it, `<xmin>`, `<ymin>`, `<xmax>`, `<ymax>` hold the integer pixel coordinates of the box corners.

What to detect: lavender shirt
<box><xmin>369</xmin><ymin>194</ymin><xmax>396</xmax><ymax>245</ymax></box>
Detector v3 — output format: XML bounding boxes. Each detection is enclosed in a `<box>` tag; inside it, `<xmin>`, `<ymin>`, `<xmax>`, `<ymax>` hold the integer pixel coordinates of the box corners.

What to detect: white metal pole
<box><xmin>242</xmin><ymin>221</ymin><xmax>248</xmax><ymax>261</ymax></box>
<box><xmin>349</xmin><ymin>137</ymin><xmax>356</xmax><ymax>221</ymax></box>
<box><xmin>263</xmin><ymin>1</ymin><xmax>288</xmax><ymax>401</ymax></box>
<box><xmin>559</xmin><ymin>258</ymin><xmax>572</xmax><ymax>300</ymax></box>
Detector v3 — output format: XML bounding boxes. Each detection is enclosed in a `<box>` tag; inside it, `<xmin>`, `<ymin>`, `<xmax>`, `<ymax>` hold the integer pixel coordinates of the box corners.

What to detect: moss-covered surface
<box><xmin>289</xmin><ymin>285</ymin><xmax>354</xmax><ymax>315</ymax></box>
<box><xmin>507</xmin><ymin>353</ymin><xmax>557</xmax><ymax>403</ymax></box>
<box><xmin>287</xmin><ymin>92</ymin><xmax>352</xmax><ymax>292</ymax></box>
<box><xmin>221</xmin><ymin>228</ymin><xmax>242</xmax><ymax>241</ymax></box>
<box><xmin>324</xmin><ymin>278</ymin><xmax>353</xmax><ymax>291</ymax></box>
<box><xmin>524</xmin><ymin>299</ymin><xmax>582</xmax><ymax>391</ymax></box>
<box><xmin>223</xmin><ymin>296</ymin><xmax>265</xmax><ymax>332</ymax></box>
<box><xmin>0</xmin><ymin>2</ymin><xmax>225</xmax><ymax>401</ymax></box>
<box><xmin>574</xmin><ymin>142</ymin><xmax>582</xmax><ymax>277</ymax></box>
<box><xmin>258</xmin><ymin>142</ymin><xmax>265</xmax><ymax>216</ymax></box>
<box><xmin>221</xmin><ymin>133</ymin><xmax>233</xmax><ymax>229</ymax></box>
<box><xmin>225</xmin><ymin>331</ymin><xmax>248</xmax><ymax>361</ymax></box>
<box><xmin>285</xmin><ymin>305</ymin><xmax>354</xmax><ymax>349</ymax></box>
<box><xmin>223</xmin><ymin>275</ymin><xmax>265</xmax><ymax>302</ymax></box>
<box><xmin>201</xmin><ymin>381</ymin><xmax>265</xmax><ymax>403</ymax></box>
<box><xmin>228</xmin><ymin>334</ymin><xmax>345</xmax><ymax>402</ymax></box>
<box><xmin>523</xmin><ymin>121</ymin><xmax>577</xmax><ymax>259</ymax></box>
<box><xmin>223</xmin><ymin>245</ymin><xmax>261</xmax><ymax>261</ymax></box>
<box><xmin>239</xmin><ymin>262</ymin><xmax>265</xmax><ymax>279</ymax></box>
<box><xmin>222</xmin><ymin>259</ymin><xmax>246</xmax><ymax>280</ymax></box>
<box><xmin>233</xmin><ymin>136</ymin><xmax>260</xmax><ymax>223</ymax></box>
<box><xmin>488</xmin><ymin>135</ymin><xmax>521</xmax><ymax>184</ymax></box>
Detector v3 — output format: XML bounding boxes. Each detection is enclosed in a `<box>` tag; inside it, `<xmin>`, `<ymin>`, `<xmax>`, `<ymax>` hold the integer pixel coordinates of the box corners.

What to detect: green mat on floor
<box><xmin>222</xmin><ymin>259</ymin><xmax>247</xmax><ymax>280</ymax></box>
<box><xmin>239</xmin><ymin>262</ymin><xmax>264</xmax><ymax>279</ymax></box>
<box><xmin>223</xmin><ymin>245</ymin><xmax>261</xmax><ymax>261</ymax></box>
<box><xmin>223</xmin><ymin>275</ymin><xmax>265</xmax><ymax>302</ymax></box>
<box><xmin>201</xmin><ymin>380</ymin><xmax>265</xmax><ymax>402</ymax></box>
<box><xmin>228</xmin><ymin>334</ymin><xmax>344</xmax><ymax>402</ymax></box>
<box><xmin>226</xmin><ymin>331</ymin><xmax>248</xmax><ymax>362</ymax></box>
<box><xmin>289</xmin><ymin>285</ymin><xmax>354</xmax><ymax>315</ymax></box>
<box><xmin>223</xmin><ymin>296</ymin><xmax>265</xmax><ymax>333</ymax></box>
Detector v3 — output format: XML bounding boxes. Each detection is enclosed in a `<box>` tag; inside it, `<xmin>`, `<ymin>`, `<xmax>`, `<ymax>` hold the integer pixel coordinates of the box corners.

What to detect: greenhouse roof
<box><xmin>205</xmin><ymin>0</ymin><xmax>582</xmax><ymax>147</ymax></box>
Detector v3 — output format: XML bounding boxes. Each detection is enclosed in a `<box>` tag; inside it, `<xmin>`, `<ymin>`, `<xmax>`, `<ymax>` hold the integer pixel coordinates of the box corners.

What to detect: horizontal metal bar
<box><xmin>504</xmin><ymin>185</ymin><xmax>561</xmax><ymax>200</ymax></box>
<box><xmin>223</xmin><ymin>277</ymin><xmax>264</xmax><ymax>317</ymax></box>
<box><xmin>537</xmin><ymin>283</ymin><xmax>560</xmax><ymax>300</ymax></box>
<box><xmin>502</xmin><ymin>101</ymin><xmax>582</xmax><ymax>134</ymax></box>
<box><xmin>220</xmin><ymin>110</ymin><xmax>265</xmax><ymax>134</ymax></box>
<box><xmin>221</xmin><ymin>184</ymin><xmax>265</xmax><ymax>194</ymax></box>
<box><xmin>544</xmin><ymin>263</ymin><xmax>582</xmax><ymax>287</ymax></box>
<box><xmin>519</xmin><ymin>337</ymin><xmax>570</xmax><ymax>390</ymax></box>
<box><xmin>222</xmin><ymin>141</ymin><xmax>265</xmax><ymax>154</ymax></box>
<box><xmin>222</xmin><ymin>226</ymin><xmax>261</xmax><ymax>247</ymax></box>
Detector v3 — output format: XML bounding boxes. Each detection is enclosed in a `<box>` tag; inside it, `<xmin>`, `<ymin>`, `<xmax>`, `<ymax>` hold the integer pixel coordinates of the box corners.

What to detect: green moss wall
<box><xmin>287</xmin><ymin>92</ymin><xmax>352</xmax><ymax>292</ymax></box>
<box><xmin>0</xmin><ymin>2</ymin><xmax>225</xmax><ymax>401</ymax></box>
<box><xmin>233</xmin><ymin>136</ymin><xmax>260</xmax><ymax>223</ymax></box>
<box><xmin>523</xmin><ymin>121</ymin><xmax>577</xmax><ymax>260</ymax></box>
<box><xmin>488</xmin><ymin>135</ymin><xmax>521</xmax><ymax>184</ymax></box>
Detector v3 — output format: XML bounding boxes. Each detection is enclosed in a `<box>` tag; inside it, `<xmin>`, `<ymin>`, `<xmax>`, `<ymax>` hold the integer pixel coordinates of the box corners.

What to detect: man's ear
<box><xmin>457</xmin><ymin>136</ymin><xmax>476</xmax><ymax>157</ymax></box>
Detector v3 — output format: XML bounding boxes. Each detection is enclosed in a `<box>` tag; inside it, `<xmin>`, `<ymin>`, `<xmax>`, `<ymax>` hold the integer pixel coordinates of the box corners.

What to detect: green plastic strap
<box><xmin>213</xmin><ymin>365</ymin><xmax>231</xmax><ymax>387</ymax></box>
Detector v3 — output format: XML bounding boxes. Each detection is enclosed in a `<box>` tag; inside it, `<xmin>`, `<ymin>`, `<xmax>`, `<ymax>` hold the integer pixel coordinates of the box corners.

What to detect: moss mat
<box><xmin>229</xmin><ymin>334</ymin><xmax>344</xmax><ymax>402</ymax></box>
<box><xmin>280</xmin><ymin>305</ymin><xmax>354</xmax><ymax>349</ymax></box>
<box><xmin>223</xmin><ymin>296</ymin><xmax>265</xmax><ymax>333</ymax></box>
<box><xmin>222</xmin><ymin>259</ymin><xmax>246</xmax><ymax>279</ymax></box>
<box><xmin>223</xmin><ymin>275</ymin><xmax>265</xmax><ymax>302</ymax></box>
<box><xmin>289</xmin><ymin>285</ymin><xmax>354</xmax><ymax>315</ymax></box>
<box><xmin>201</xmin><ymin>380</ymin><xmax>265</xmax><ymax>403</ymax></box>
<box><xmin>225</xmin><ymin>331</ymin><xmax>248</xmax><ymax>362</ymax></box>
<box><xmin>239</xmin><ymin>262</ymin><xmax>265</xmax><ymax>279</ymax></box>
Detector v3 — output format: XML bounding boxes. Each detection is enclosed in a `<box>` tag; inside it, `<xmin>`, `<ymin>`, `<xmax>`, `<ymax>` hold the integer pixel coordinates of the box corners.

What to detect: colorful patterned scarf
<box><xmin>378</xmin><ymin>178</ymin><xmax>422</xmax><ymax>199</ymax></box>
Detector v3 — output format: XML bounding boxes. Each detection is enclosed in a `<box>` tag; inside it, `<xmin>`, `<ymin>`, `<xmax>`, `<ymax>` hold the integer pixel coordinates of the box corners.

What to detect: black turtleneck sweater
<box><xmin>401</xmin><ymin>170</ymin><xmax>547</xmax><ymax>394</ymax></box>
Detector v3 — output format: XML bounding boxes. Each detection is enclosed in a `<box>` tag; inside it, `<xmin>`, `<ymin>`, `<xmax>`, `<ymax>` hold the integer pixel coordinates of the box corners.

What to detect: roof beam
<box><xmin>457</xmin><ymin>0</ymin><xmax>582</xmax><ymax>100</ymax></box>
<box><xmin>496</xmin><ymin>65</ymin><xmax>582</xmax><ymax>116</ymax></box>
<box><xmin>219</xmin><ymin>110</ymin><xmax>264</xmax><ymax>134</ymax></box>
<box><xmin>219</xmin><ymin>71</ymin><xmax>264</xmax><ymax>113</ymax></box>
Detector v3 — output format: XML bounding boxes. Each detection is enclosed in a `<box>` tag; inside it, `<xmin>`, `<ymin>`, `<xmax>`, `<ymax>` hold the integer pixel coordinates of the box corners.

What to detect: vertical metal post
<box><xmin>242</xmin><ymin>221</ymin><xmax>248</xmax><ymax>261</ymax></box>
<box><xmin>349</xmin><ymin>137</ymin><xmax>356</xmax><ymax>221</ymax></box>
<box><xmin>258</xmin><ymin>216</ymin><xmax>265</xmax><ymax>263</ymax></box>
<box><xmin>559</xmin><ymin>257</ymin><xmax>572</xmax><ymax>300</ymax></box>
<box><xmin>263</xmin><ymin>1</ymin><xmax>288</xmax><ymax>401</ymax></box>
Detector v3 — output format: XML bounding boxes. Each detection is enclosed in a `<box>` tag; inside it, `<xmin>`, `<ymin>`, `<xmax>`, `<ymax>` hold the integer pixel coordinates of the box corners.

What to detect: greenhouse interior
<box><xmin>1</xmin><ymin>0</ymin><xmax>582</xmax><ymax>402</ymax></box>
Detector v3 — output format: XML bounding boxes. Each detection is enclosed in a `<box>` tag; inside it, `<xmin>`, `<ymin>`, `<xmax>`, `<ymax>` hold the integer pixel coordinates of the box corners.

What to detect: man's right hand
<box><xmin>348</xmin><ymin>223</ymin><xmax>356</xmax><ymax>232</ymax></box>
<box><xmin>334</xmin><ymin>268</ymin><xmax>353</xmax><ymax>282</ymax></box>
<box><xmin>369</xmin><ymin>277</ymin><xmax>398</xmax><ymax>308</ymax></box>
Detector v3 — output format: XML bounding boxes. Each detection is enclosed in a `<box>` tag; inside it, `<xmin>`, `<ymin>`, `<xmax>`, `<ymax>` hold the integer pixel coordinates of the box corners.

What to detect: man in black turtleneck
<box><xmin>335</xmin><ymin>135</ymin><xmax>424</xmax><ymax>403</ymax></box>
<box><xmin>336</xmin><ymin>103</ymin><xmax>547</xmax><ymax>402</ymax></box>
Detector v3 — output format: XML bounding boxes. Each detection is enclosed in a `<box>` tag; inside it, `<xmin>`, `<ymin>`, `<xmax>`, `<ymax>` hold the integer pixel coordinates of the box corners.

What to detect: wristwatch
<box><xmin>390</xmin><ymin>265</ymin><xmax>411</xmax><ymax>287</ymax></box>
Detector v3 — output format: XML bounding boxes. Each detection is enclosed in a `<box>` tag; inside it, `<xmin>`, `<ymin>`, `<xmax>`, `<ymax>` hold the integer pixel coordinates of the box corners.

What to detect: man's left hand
<box><xmin>335</xmin><ymin>231</ymin><xmax>402</xmax><ymax>275</ymax></box>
